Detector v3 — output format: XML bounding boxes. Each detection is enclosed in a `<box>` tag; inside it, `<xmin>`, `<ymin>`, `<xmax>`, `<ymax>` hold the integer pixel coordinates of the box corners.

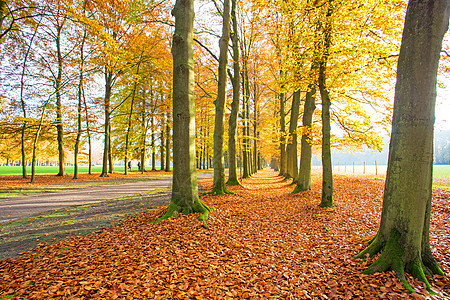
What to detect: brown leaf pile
<box><xmin>1</xmin><ymin>169</ymin><xmax>449</xmax><ymax>299</ymax></box>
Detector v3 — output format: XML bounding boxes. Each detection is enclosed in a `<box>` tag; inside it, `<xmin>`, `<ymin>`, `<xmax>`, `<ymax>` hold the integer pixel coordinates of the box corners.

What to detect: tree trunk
<box><xmin>124</xmin><ymin>64</ymin><xmax>139</xmax><ymax>175</ymax></box>
<box><xmin>160</xmin><ymin>115</ymin><xmax>165</xmax><ymax>171</ymax></box>
<box><xmin>151</xmin><ymin>114</ymin><xmax>156</xmax><ymax>171</ymax></box>
<box><xmin>279</xmin><ymin>92</ymin><xmax>286</xmax><ymax>176</ymax></box>
<box><xmin>355</xmin><ymin>0</ymin><xmax>449</xmax><ymax>292</ymax></box>
<box><xmin>108</xmin><ymin>123</ymin><xmax>113</xmax><ymax>174</ymax></box>
<box><xmin>83</xmin><ymin>91</ymin><xmax>92</xmax><ymax>175</ymax></box>
<box><xmin>140</xmin><ymin>96</ymin><xmax>147</xmax><ymax>173</ymax></box>
<box><xmin>212</xmin><ymin>0</ymin><xmax>231</xmax><ymax>195</ymax></box>
<box><xmin>318</xmin><ymin>6</ymin><xmax>333</xmax><ymax>208</ymax></box>
<box><xmin>19</xmin><ymin>19</ymin><xmax>40</xmax><ymax>179</ymax></box>
<box><xmin>155</xmin><ymin>0</ymin><xmax>211</xmax><ymax>225</ymax></box>
<box><xmin>227</xmin><ymin>0</ymin><xmax>241</xmax><ymax>186</ymax></box>
<box><xmin>55</xmin><ymin>23</ymin><xmax>66</xmax><ymax>177</ymax></box>
<box><xmin>100</xmin><ymin>70</ymin><xmax>113</xmax><ymax>177</ymax></box>
<box><xmin>165</xmin><ymin>114</ymin><xmax>170</xmax><ymax>172</ymax></box>
<box><xmin>294</xmin><ymin>86</ymin><xmax>316</xmax><ymax>193</ymax></box>
<box><xmin>286</xmin><ymin>90</ymin><xmax>301</xmax><ymax>180</ymax></box>
<box><xmin>73</xmin><ymin>27</ymin><xmax>87</xmax><ymax>180</ymax></box>
<box><xmin>31</xmin><ymin>102</ymin><xmax>48</xmax><ymax>183</ymax></box>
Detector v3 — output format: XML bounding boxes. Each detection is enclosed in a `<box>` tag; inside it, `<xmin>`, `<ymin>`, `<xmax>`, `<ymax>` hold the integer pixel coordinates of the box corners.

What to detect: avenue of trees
<box><xmin>1</xmin><ymin>0</ymin><xmax>449</xmax><ymax>292</ymax></box>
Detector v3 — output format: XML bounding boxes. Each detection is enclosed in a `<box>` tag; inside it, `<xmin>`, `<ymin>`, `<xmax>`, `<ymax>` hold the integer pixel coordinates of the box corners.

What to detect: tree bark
<box><xmin>55</xmin><ymin>21</ymin><xmax>66</xmax><ymax>177</ymax></box>
<box><xmin>100</xmin><ymin>70</ymin><xmax>113</xmax><ymax>177</ymax></box>
<box><xmin>160</xmin><ymin>115</ymin><xmax>165</xmax><ymax>171</ymax></box>
<box><xmin>19</xmin><ymin>19</ymin><xmax>40</xmax><ymax>179</ymax></box>
<box><xmin>165</xmin><ymin>114</ymin><xmax>170</xmax><ymax>172</ymax></box>
<box><xmin>124</xmin><ymin>63</ymin><xmax>139</xmax><ymax>175</ymax></box>
<box><xmin>286</xmin><ymin>90</ymin><xmax>301</xmax><ymax>180</ymax></box>
<box><xmin>294</xmin><ymin>86</ymin><xmax>316</xmax><ymax>192</ymax></box>
<box><xmin>279</xmin><ymin>92</ymin><xmax>286</xmax><ymax>176</ymax></box>
<box><xmin>155</xmin><ymin>0</ymin><xmax>211</xmax><ymax>225</ymax></box>
<box><xmin>73</xmin><ymin>27</ymin><xmax>87</xmax><ymax>180</ymax></box>
<box><xmin>151</xmin><ymin>114</ymin><xmax>156</xmax><ymax>171</ymax></box>
<box><xmin>318</xmin><ymin>5</ymin><xmax>333</xmax><ymax>208</ymax></box>
<box><xmin>355</xmin><ymin>0</ymin><xmax>449</xmax><ymax>292</ymax></box>
<box><xmin>212</xmin><ymin>0</ymin><xmax>232</xmax><ymax>195</ymax></box>
<box><xmin>227</xmin><ymin>0</ymin><xmax>241</xmax><ymax>186</ymax></box>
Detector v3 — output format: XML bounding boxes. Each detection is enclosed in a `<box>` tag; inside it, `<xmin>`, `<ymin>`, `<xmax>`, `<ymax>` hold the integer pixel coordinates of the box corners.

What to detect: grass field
<box><xmin>0</xmin><ymin>165</ymin><xmax>138</xmax><ymax>176</ymax></box>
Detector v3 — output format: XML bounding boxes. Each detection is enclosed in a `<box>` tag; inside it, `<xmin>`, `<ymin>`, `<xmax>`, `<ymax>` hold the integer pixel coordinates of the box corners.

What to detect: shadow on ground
<box><xmin>0</xmin><ymin>190</ymin><xmax>171</xmax><ymax>260</ymax></box>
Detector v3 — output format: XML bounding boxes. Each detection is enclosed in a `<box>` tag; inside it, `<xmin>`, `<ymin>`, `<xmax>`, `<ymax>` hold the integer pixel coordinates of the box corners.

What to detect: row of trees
<box><xmin>2</xmin><ymin>0</ymin><xmax>450</xmax><ymax>292</ymax></box>
<box><xmin>160</xmin><ymin>0</ymin><xmax>450</xmax><ymax>294</ymax></box>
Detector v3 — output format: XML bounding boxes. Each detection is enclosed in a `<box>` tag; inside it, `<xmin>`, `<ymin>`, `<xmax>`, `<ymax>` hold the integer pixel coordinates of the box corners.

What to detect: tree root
<box><xmin>152</xmin><ymin>200</ymin><xmax>215</xmax><ymax>228</ymax></box>
<box><xmin>355</xmin><ymin>228</ymin><xmax>439</xmax><ymax>294</ymax></box>
<box><xmin>227</xmin><ymin>178</ymin><xmax>243</xmax><ymax>187</ymax></box>
<box><xmin>292</xmin><ymin>184</ymin><xmax>311</xmax><ymax>194</ymax></box>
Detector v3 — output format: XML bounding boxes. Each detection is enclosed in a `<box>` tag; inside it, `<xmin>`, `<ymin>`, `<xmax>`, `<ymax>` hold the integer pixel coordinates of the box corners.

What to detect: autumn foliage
<box><xmin>1</xmin><ymin>169</ymin><xmax>449</xmax><ymax>299</ymax></box>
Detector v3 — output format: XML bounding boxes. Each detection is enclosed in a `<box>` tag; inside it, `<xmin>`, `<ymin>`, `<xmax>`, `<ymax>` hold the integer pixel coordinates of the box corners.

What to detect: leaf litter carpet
<box><xmin>1</xmin><ymin>169</ymin><xmax>450</xmax><ymax>299</ymax></box>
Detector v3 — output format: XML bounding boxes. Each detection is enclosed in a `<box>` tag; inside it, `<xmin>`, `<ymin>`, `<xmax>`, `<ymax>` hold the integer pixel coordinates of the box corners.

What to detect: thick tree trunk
<box><xmin>294</xmin><ymin>86</ymin><xmax>316</xmax><ymax>193</ymax></box>
<box><xmin>286</xmin><ymin>90</ymin><xmax>300</xmax><ymax>180</ymax></box>
<box><xmin>227</xmin><ymin>0</ymin><xmax>241</xmax><ymax>186</ymax></box>
<box><xmin>155</xmin><ymin>0</ymin><xmax>211</xmax><ymax>225</ymax></box>
<box><xmin>279</xmin><ymin>92</ymin><xmax>286</xmax><ymax>176</ymax></box>
<box><xmin>212</xmin><ymin>0</ymin><xmax>231</xmax><ymax>195</ymax></box>
<box><xmin>355</xmin><ymin>0</ymin><xmax>449</xmax><ymax>292</ymax></box>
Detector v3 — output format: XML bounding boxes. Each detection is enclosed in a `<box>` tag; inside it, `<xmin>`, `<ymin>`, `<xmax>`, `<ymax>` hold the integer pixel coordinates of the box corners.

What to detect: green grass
<box><xmin>0</xmin><ymin>165</ymin><xmax>104</xmax><ymax>176</ymax></box>
<box><xmin>433</xmin><ymin>165</ymin><xmax>450</xmax><ymax>179</ymax></box>
<box><xmin>0</xmin><ymin>165</ymin><xmax>175</xmax><ymax>176</ymax></box>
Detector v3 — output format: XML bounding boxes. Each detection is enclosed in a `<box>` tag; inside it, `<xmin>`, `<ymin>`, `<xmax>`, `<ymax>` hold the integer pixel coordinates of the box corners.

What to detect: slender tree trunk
<box><xmin>83</xmin><ymin>92</ymin><xmax>92</xmax><ymax>175</ymax></box>
<box><xmin>318</xmin><ymin>5</ymin><xmax>333</xmax><ymax>208</ymax></box>
<box><xmin>151</xmin><ymin>114</ymin><xmax>156</xmax><ymax>171</ymax></box>
<box><xmin>19</xmin><ymin>20</ymin><xmax>40</xmax><ymax>179</ymax></box>
<box><xmin>286</xmin><ymin>90</ymin><xmax>301</xmax><ymax>180</ymax></box>
<box><xmin>212</xmin><ymin>0</ymin><xmax>231</xmax><ymax>195</ymax></box>
<box><xmin>73</xmin><ymin>27</ymin><xmax>87</xmax><ymax>180</ymax></box>
<box><xmin>124</xmin><ymin>63</ymin><xmax>139</xmax><ymax>175</ymax></box>
<box><xmin>165</xmin><ymin>116</ymin><xmax>170</xmax><ymax>172</ymax></box>
<box><xmin>100</xmin><ymin>70</ymin><xmax>113</xmax><ymax>177</ymax></box>
<box><xmin>140</xmin><ymin>96</ymin><xmax>147</xmax><ymax>173</ymax></box>
<box><xmin>155</xmin><ymin>0</ymin><xmax>211</xmax><ymax>224</ymax></box>
<box><xmin>55</xmin><ymin>22</ymin><xmax>66</xmax><ymax>177</ymax></box>
<box><xmin>294</xmin><ymin>86</ymin><xmax>316</xmax><ymax>192</ymax></box>
<box><xmin>279</xmin><ymin>92</ymin><xmax>286</xmax><ymax>176</ymax></box>
<box><xmin>108</xmin><ymin>123</ymin><xmax>113</xmax><ymax>174</ymax></box>
<box><xmin>160</xmin><ymin>115</ymin><xmax>165</xmax><ymax>171</ymax></box>
<box><xmin>31</xmin><ymin>102</ymin><xmax>49</xmax><ymax>183</ymax></box>
<box><xmin>227</xmin><ymin>0</ymin><xmax>240</xmax><ymax>186</ymax></box>
<box><xmin>355</xmin><ymin>0</ymin><xmax>449</xmax><ymax>292</ymax></box>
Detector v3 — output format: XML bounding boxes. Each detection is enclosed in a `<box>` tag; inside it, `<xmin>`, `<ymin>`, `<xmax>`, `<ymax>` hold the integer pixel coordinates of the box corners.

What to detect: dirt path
<box><xmin>0</xmin><ymin>173</ymin><xmax>213</xmax><ymax>260</ymax></box>
<box><xmin>0</xmin><ymin>172</ymin><xmax>212</xmax><ymax>223</ymax></box>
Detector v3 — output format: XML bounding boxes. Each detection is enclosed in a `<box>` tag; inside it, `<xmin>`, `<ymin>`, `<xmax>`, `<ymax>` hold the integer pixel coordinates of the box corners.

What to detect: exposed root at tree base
<box><xmin>226</xmin><ymin>178</ymin><xmax>243</xmax><ymax>187</ymax></box>
<box><xmin>292</xmin><ymin>184</ymin><xmax>311</xmax><ymax>194</ymax></box>
<box><xmin>355</xmin><ymin>228</ymin><xmax>440</xmax><ymax>294</ymax></box>
<box><xmin>152</xmin><ymin>200</ymin><xmax>215</xmax><ymax>228</ymax></box>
